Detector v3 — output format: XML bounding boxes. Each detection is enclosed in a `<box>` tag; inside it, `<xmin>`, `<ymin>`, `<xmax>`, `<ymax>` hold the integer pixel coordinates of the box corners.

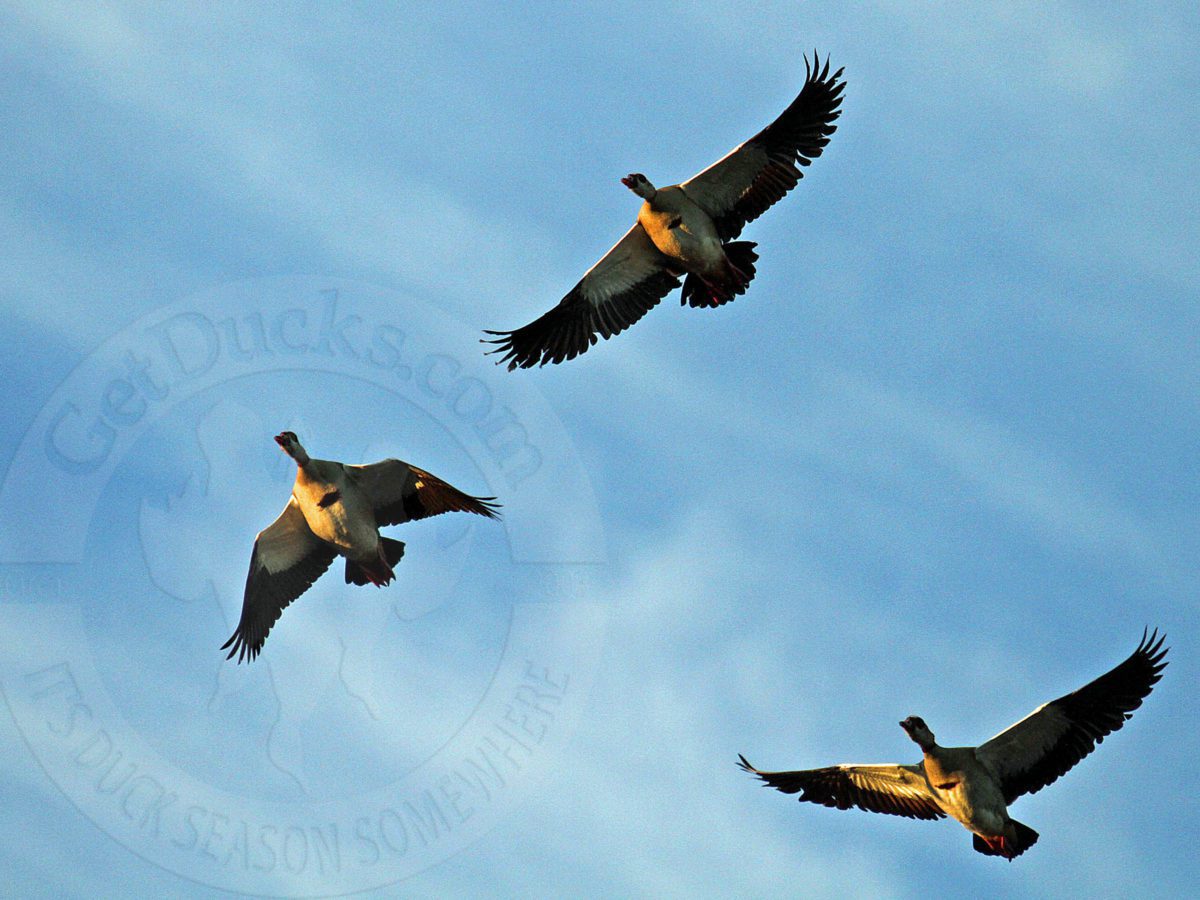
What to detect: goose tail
<box><xmin>681</xmin><ymin>242</ymin><xmax>759</xmax><ymax>308</ymax></box>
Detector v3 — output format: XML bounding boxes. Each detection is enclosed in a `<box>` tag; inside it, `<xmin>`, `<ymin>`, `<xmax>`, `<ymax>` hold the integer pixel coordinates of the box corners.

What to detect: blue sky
<box><xmin>0</xmin><ymin>2</ymin><xmax>1197</xmax><ymax>898</ymax></box>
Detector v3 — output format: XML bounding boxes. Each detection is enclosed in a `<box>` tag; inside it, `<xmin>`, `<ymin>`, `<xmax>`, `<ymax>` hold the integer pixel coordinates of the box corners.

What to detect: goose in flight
<box><xmin>483</xmin><ymin>53</ymin><xmax>845</xmax><ymax>369</ymax></box>
<box><xmin>221</xmin><ymin>432</ymin><xmax>501</xmax><ymax>663</ymax></box>
<box><xmin>739</xmin><ymin>630</ymin><xmax>1168</xmax><ymax>859</ymax></box>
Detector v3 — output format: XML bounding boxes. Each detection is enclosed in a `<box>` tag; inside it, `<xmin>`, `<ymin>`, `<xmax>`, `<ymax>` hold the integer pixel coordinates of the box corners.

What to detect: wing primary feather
<box><xmin>222</xmin><ymin>530</ymin><xmax>337</xmax><ymax>663</ymax></box>
<box><xmin>683</xmin><ymin>52</ymin><xmax>845</xmax><ymax>242</ymax></box>
<box><xmin>737</xmin><ymin>755</ymin><xmax>943</xmax><ymax>821</ymax></box>
<box><xmin>484</xmin><ymin>269</ymin><xmax>679</xmax><ymax>370</ymax></box>
<box><xmin>978</xmin><ymin>629</ymin><xmax>1168</xmax><ymax>803</ymax></box>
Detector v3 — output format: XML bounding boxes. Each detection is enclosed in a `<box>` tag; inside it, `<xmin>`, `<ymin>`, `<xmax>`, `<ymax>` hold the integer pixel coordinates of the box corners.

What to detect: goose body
<box><xmin>221</xmin><ymin>432</ymin><xmax>501</xmax><ymax>663</ymax></box>
<box><xmin>739</xmin><ymin>631</ymin><xmax>1168</xmax><ymax>859</ymax></box>
<box><xmin>484</xmin><ymin>53</ymin><xmax>845</xmax><ymax>369</ymax></box>
<box><xmin>897</xmin><ymin>718</ymin><xmax>1038</xmax><ymax>858</ymax></box>
<box><xmin>632</xmin><ymin>184</ymin><xmax>724</xmax><ymax>270</ymax></box>
<box><xmin>923</xmin><ymin>753</ymin><xmax>1011</xmax><ymax>843</ymax></box>
<box><xmin>290</xmin><ymin>456</ymin><xmax>381</xmax><ymax>563</ymax></box>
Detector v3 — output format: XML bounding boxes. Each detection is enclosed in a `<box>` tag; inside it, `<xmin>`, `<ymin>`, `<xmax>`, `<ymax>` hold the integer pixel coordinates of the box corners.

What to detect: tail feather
<box><xmin>972</xmin><ymin>821</ymin><xmax>1040</xmax><ymax>860</ymax></box>
<box><xmin>345</xmin><ymin>558</ymin><xmax>369</xmax><ymax>586</ymax></box>
<box><xmin>972</xmin><ymin>834</ymin><xmax>1003</xmax><ymax>857</ymax></box>
<box><xmin>681</xmin><ymin>241</ymin><xmax>759</xmax><ymax>308</ymax></box>
<box><xmin>345</xmin><ymin>538</ymin><xmax>405</xmax><ymax>587</ymax></box>
<box><xmin>381</xmin><ymin>537</ymin><xmax>406</xmax><ymax>567</ymax></box>
<box><xmin>1011</xmin><ymin>820</ymin><xmax>1039</xmax><ymax>857</ymax></box>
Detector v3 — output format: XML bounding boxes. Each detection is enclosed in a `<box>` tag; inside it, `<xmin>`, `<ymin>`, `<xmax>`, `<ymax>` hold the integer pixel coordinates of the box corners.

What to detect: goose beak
<box><xmin>621</xmin><ymin>175</ymin><xmax>635</xmax><ymax>189</ymax></box>
<box><xmin>274</xmin><ymin>433</ymin><xmax>288</xmax><ymax>448</ymax></box>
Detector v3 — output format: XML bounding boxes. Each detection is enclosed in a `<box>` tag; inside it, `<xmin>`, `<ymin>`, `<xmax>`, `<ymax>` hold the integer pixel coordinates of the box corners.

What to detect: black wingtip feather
<box><xmin>474</xmin><ymin>497</ymin><xmax>504</xmax><ymax>520</ymax></box>
<box><xmin>993</xmin><ymin>628</ymin><xmax>1169</xmax><ymax>803</ymax></box>
<box><xmin>483</xmin><ymin>272</ymin><xmax>678</xmax><ymax>370</ymax></box>
<box><xmin>705</xmin><ymin>52</ymin><xmax>845</xmax><ymax>242</ymax></box>
<box><xmin>223</xmin><ymin>541</ymin><xmax>336</xmax><ymax>665</ymax></box>
<box><xmin>221</xmin><ymin>628</ymin><xmax>258</xmax><ymax>664</ymax></box>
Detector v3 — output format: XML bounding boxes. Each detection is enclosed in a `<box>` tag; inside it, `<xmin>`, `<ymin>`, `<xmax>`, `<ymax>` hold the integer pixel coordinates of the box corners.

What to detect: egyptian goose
<box><xmin>483</xmin><ymin>53</ymin><xmax>845</xmax><ymax>369</ymax></box>
<box><xmin>739</xmin><ymin>630</ymin><xmax>1168</xmax><ymax>859</ymax></box>
<box><xmin>221</xmin><ymin>432</ymin><xmax>500</xmax><ymax>663</ymax></box>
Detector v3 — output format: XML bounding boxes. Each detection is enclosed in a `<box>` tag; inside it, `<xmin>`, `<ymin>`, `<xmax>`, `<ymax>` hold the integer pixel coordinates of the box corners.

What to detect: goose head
<box><xmin>274</xmin><ymin>431</ymin><xmax>310</xmax><ymax>466</ymax></box>
<box><xmin>621</xmin><ymin>173</ymin><xmax>657</xmax><ymax>200</ymax></box>
<box><xmin>899</xmin><ymin>716</ymin><xmax>937</xmax><ymax>752</ymax></box>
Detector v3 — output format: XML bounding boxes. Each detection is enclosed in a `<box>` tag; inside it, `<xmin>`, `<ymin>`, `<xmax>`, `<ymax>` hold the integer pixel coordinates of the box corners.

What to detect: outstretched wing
<box><xmin>683</xmin><ymin>53</ymin><xmax>845</xmax><ymax>241</ymax></box>
<box><xmin>738</xmin><ymin>755</ymin><xmax>943</xmax><ymax>820</ymax></box>
<box><xmin>483</xmin><ymin>224</ymin><xmax>681</xmax><ymax>369</ymax></box>
<box><xmin>346</xmin><ymin>459</ymin><xmax>501</xmax><ymax>527</ymax></box>
<box><xmin>976</xmin><ymin>629</ymin><xmax>1169</xmax><ymax>804</ymax></box>
<box><xmin>221</xmin><ymin>499</ymin><xmax>336</xmax><ymax>663</ymax></box>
